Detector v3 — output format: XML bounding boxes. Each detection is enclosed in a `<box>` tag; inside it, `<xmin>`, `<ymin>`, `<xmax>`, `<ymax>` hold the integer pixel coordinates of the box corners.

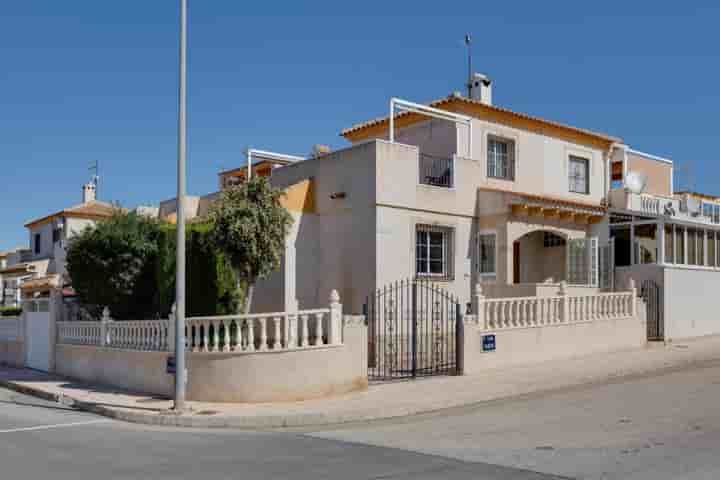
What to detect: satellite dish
<box><xmin>624</xmin><ymin>170</ymin><xmax>648</xmax><ymax>194</ymax></box>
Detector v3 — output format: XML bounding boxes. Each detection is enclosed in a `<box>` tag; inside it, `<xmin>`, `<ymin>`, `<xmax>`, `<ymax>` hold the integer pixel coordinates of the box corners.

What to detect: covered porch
<box><xmin>476</xmin><ymin>188</ymin><xmax>608</xmax><ymax>298</ymax></box>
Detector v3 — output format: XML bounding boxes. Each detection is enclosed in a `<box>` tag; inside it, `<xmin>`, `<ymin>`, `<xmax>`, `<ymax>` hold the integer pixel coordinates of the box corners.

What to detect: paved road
<box><xmin>0</xmin><ymin>387</ymin><xmax>562</xmax><ymax>479</ymax></box>
<box><xmin>308</xmin><ymin>361</ymin><xmax>720</xmax><ymax>480</ymax></box>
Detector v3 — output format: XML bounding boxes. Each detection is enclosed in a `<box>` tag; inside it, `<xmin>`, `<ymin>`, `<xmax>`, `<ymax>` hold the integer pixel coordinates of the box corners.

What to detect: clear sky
<box><xmin>1</xmin><ymin>1</ymin><xmax>719</xmax><ymax>250</ymax></box>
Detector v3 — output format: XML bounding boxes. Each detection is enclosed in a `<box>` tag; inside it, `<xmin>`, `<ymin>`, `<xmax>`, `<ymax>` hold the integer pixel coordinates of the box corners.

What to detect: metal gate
<box><xmin>641</xmin><ymin>279</ymin><xmax>664</xmax><ymax>340</ymax></box>
<box><xmin>364</xmin><ymin>279</ymin><xmax>463</xmax><ymax>381</ymax></box>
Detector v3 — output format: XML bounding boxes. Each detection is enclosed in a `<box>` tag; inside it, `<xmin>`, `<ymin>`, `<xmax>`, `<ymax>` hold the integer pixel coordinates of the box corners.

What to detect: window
<box><xmin>707</xmin><ymin>231</ymin><xmax>715</xmax><ymax>267</ymax></box>
<box><xmin>687</xmin><ymin>228</ymin><xmax>698</xmax><ymax>265</ymax></box>
<box><xmin>419</xmin><ymin>153</ymin><xmax>453</xmax><ymax>188</ymax></box>
<box><xmin>664</xmin><ymin>225</ymin><xmax>674</xmax><ymax>264</ymax></box>
<box><xmin>487</xmin><ymin>137</ymin><xmax>515</xmax><ymax>180</ymax></box>
<box><xmin>478</xmin><ymin>233</ymin><xmax>496</xmax><ymax>276</ymax></box>
<box><xmin>415</xmin><ymin>225</ymin><xmax>454</xmax><ymax>279</ymax></box>
<box><xmin>675</xmin><ymin>227</ymin><xmax>685</xmax><ymax>264</ymax></box>
<box><xmin>543</xmin><ymin>232</ymin><xmax>565</xmax><ymax>248</ymax></box>
<box><xmin>34</xmin><ymin>233</ymin><xmax>41</xmax><ymax>255</ymax></box>
<box><xmin>702</xmin><ymin>203</ymin><xmax>720</xmax><ymax>224</ymax></box>
<box><xmin>568</xmin><ymin>156</ymin><xmax>590</xmax><ymax>194</ymax></box>
<box><xmin>52</xmin><ymin>228</ymin><xmax>61</xmax><ymax>244</ymax></box>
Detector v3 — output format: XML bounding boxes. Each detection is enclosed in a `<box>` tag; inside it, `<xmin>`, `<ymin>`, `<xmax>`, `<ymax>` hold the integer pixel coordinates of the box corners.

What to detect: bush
<box><xmin>66</xmin><ymin>212</ymin><xmax>240</xmax><ymax>320</ymax></box>
<box><xmin>0</xmin><ymin>306</ymin><xmax>22</xmax><ymax>317</ymax></box>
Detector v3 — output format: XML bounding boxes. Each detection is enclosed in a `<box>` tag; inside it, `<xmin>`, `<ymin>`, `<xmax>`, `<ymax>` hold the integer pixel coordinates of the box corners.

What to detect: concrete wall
<box><xmin>663</xmin><ymin>266</ymin><xmax>720</xmax><ymax>341</ymax></box>
<box><xmin>463</xmin><ymin>303</ymin><xmax>646</xmax><ymax>373</ymax></box>
<box><xmin>54</xmin><ymin>318</ymin><xmax>367</xmax><ymax>403</ymax></box>
<box><xmin>262</xmin><ymin>142</ymin><xmax>378</xmax><ymax>314</ymax></box>
<box><xmin>459</xmin><ymin>118</ymin><xmax>607</xmax><ymax>205</ymax></box>
<box><xmin>626</xmin><ymin>151</ymin><xmax>672</xmax><ymax>197</ymax></box>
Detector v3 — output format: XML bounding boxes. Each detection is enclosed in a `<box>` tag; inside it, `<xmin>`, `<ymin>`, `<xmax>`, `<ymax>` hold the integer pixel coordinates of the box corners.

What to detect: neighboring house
<box><xmin>0</xmin><ymin>247</ymin><xmax>32</xmax><ymax>307</ymax></box>
<box><xmin>18</xmin><ymin>181</ymin><xmax>118</xmax><ymax>299</ymax></box>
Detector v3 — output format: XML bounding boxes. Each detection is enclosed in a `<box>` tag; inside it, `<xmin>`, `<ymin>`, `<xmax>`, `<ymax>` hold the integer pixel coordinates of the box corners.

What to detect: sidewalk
<box><xmin>2</xmin><ymin>336</ymin><xmax>720</xmax><ymax>429</ymax></box>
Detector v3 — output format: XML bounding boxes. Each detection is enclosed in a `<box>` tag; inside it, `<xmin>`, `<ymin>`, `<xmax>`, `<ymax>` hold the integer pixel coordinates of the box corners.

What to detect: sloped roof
<box><xmin>25</xmin><ymin>200</ymin><xmax>120</xmax><ymax>228</ymax></box>
<box><xmin>341</xmin><ymin>93</ymin><xmax>622</xmax><ymax>149</ymax></box>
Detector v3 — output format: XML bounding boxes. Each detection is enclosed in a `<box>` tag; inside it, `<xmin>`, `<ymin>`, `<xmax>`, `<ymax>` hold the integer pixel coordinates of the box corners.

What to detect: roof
<box><xmin>341</xmin><ymin>93</ymin><xmax>622</xmax><ymax>149</ymax></box>
<box><xmin>0</xmin><ymin>262</ymin><xmax>37</xmax><ymax>275</ymax></box>
<box><xmin>479</xmin><ymin>186</ymin><xmax>607</xmax><ymax>214</ymax></box>
<box><xmin>25</xmin><ymin>200</ymin><xmax>120</xmax><ymax>229</ymax></box>
<box><xmin>0</xmin><ymin>246</ymin><xmax>28</xmax><ymax>259</ymax></box>
<box><xmin>20</xmin><ymin>274</ymin><xmax>61</xmax><ymax>293</ymax></box>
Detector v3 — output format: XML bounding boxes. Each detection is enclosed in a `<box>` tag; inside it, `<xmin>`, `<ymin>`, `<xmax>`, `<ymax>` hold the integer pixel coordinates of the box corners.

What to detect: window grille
<box><xmin>415</xmin><ymin>224</ymin><xmax>454</xmax><ymax>280</ymax></box>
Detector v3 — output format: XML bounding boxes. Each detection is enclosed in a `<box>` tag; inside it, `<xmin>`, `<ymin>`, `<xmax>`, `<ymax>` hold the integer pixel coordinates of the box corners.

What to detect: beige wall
<box><xmin>54</xmin><ymin>320</ymin><xmax>367</xmax><ymax>403</ymax></box>
<box><xmin>463</xmin><ymin>308</ymin><xmax>646</xmax><ymax>373</ymax></box>
<box><xmin>260</xmin><ymin>142</ymin><xmax>378</xmax><ymax>313</ymax></box>
<box><xmin>626</xmin><ymin>151</ymin><xmax>672</xmax><ymax>197</ymax></box>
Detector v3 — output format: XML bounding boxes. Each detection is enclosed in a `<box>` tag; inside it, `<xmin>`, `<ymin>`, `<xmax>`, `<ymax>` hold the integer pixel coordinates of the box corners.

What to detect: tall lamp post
<box><xmin>174</xmin><ymin>0</ymin><xmax>188</xmax><ymax>411</ymax></box>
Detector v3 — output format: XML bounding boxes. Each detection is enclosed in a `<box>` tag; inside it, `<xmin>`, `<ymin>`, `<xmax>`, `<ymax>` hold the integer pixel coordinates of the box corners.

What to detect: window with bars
<box><xmin>415</xmin><ymin>225</ymin><xmax>454</xmax><ymax>280</ymax></box>
<box><xmin>543</xmin><ymin>232</ymin><xmax>566</xmax><ymax>248</ymax></box>
<box><xmin>478</xmin><ymin>233</ymin><xmax>496</xmax><ymax>276</ymax></box>
<box><xmin>487</xmin><ymin>136</ymin><xmax>515</xmax><ymax>180</ymax></box>
<box><xmin>568</xmin><ymin>155</ymin><xmax>590</xmax><ymax>194</ymax></box>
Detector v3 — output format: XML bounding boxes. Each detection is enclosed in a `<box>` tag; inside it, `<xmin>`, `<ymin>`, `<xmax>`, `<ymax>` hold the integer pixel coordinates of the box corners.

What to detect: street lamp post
<box><xmin>174</xmin><ymin>0</ymin><xmax>188</xmax><ymax>411</ymax></box>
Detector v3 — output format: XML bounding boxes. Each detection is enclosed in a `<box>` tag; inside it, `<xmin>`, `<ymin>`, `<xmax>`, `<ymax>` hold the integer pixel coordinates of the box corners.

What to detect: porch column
<box><xmin>657</xmin><ymin>221</ymin><xmax>665</xmax><ymax>266</ymax></box>
<box><xmin>683</xmin><ymin>227</ymin><xmax>688</xmax><ymax>265</ymax></box>
<box><xmin>703</xmin><ymin>229</ymin><xmax>708</xmax><ymax>266</ymax></box>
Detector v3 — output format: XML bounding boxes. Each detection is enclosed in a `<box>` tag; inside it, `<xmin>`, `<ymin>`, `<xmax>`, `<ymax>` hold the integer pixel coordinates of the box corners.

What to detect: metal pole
<box><xmin>174</xmin><ymin>0</ymin><xmax>187</xmax><ymax>411</ymax></box>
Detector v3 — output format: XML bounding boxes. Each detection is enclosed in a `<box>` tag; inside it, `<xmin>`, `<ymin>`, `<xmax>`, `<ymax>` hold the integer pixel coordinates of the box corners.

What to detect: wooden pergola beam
<box><xmin>528</xmin><ymin>206</ymin><xmax>543</xmax><ymax>217</ymax></box>
<box><xmin>542</xmin><ymin>207</ymin><xmax>560</xmax><ymax>219</ymax></box>
<box><xmin>511</xmin><ymin>204</ymin><xmax>529</xmax><ymax>216</ymax></box>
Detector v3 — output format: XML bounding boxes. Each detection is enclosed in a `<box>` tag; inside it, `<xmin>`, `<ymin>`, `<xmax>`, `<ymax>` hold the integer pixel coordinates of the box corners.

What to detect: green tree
<box><xmin>66</xmin><ymin>212</ymin><xmax>166</xmax><ymax>319</ymax></box>
<box><xmin>207</xmin><ymin>176</ymin><xmax>293</xmax><ymax>313</ymax></box>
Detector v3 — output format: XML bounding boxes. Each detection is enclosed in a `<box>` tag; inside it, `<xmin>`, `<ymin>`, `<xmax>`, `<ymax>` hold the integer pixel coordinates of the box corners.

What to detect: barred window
<box><xmin>569</xmin><ymin>155</ymin><xmax>589</xmax><ymax>194</ymax></box>
<box><xmin>478</xmin><ymin>233</ymin><xmax>496</xmax><ymax>275</ymax></box>
<box><xmin>543</xmin><ymin>232</ymin><xmax>566</xmax><ymax>248</ymax></box>
<box><xmin>416</xmin><ymin>225</ymin><xmax>454</xmax><ymax>279</ymax></box>
<box><xmin>487</xmin><ymin>137</ymin><xmax>515</xmax><ymax>180</ymax></box>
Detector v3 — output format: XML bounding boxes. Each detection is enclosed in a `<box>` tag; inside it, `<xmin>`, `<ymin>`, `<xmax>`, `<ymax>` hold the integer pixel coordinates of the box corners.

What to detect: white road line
<box><xmin>0</xmin><ymin>419</ymin><xmax>111</xmax><ymax>433</ymax></box>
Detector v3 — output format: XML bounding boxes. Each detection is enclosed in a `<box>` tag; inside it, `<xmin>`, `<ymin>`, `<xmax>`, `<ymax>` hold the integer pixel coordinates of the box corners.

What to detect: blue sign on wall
<box><xmin>482</xmin><ymin>334</ymin><xmax>496</xmax><ymax>352</ymax></box>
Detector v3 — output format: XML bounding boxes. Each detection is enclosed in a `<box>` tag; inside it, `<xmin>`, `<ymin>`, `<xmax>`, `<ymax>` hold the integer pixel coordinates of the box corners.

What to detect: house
<box><xmin>251</xmin><ymin>76</ymin><xmax>626</xmax><ymax>314</ymax></box>
<box><xmin>0</xmin><ymin>247</ymin><xmax>32</xmax><ymax>307</ymax></box>
<box><xmin>18</xmin><ymin>181</ymin><xmax>118</xmax><ymax>299</ymax></box>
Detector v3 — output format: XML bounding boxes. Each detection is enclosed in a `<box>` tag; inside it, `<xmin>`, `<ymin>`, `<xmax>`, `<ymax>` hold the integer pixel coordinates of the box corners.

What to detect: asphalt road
<box><xmin>308</xmin><ymin>361</ymin><xmax>720</xmax><ymax>480</ymax></box>
<box><xmin>3</xmin><ymin>362</ymin><xmax>720</xmax><ymax>479</ymax></box>
<box><xmin>0</xmin><ymin>387</ymin><xmax>562</xmax><ymax>480</ymax></box>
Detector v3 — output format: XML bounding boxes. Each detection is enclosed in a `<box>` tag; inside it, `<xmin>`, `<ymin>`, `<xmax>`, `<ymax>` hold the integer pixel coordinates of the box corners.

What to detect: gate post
<box><xmin>100</xmin><ymin>307</ymin><xmax>111</xmax><ymax>347</ymax></box>
<box><xmin>628</xmin><ymin>277</ymin><xmax>637</xmax><ymax>318</ymax></box>
<box><xmin>328</xmin><ymin>290</ymin><xmax>342</xmax><ymax>345</ymax></box>
<box><xmin>455</xmin><ymin>302</ymin><xmax>464</xmax><ymax>375</ymax></box>
<box><xmin>411</xmin><ymin>280</ymin><xmax>417</xmax><ymax>378</ymax></box>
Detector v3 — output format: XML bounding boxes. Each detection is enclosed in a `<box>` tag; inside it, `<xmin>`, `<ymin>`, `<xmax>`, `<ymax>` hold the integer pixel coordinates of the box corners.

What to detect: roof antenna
<box><xmin>89</xmin><ymin>160</ymin><xmax>100</xmax><ymax>200</ymax></box>
<box><xmin>465</xmin><ymin>34</ymin><xmax>472</xmax><ymax>98</ymax></box>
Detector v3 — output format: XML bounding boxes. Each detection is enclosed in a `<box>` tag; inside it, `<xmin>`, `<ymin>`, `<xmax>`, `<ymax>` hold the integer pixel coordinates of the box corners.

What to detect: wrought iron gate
<box><xmin>641</xmin><ymin>279</ymin><xmax>664</xmax><ymax>340</ymax></box>
<box><xmin>364</xmin><ymin>279</ymin><xmax>463</xmax><ymax>381</ymax></box>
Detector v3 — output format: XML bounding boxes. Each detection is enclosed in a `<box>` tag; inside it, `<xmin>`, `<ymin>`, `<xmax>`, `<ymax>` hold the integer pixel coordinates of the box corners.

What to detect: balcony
<box><xmin>609</xmin><ymin>188</ymin><xmax>720</xmax><ymax>226</ymax></box>
<box><xmin>418</xmin><ymin>153</ymin><xmax>454</xmax><ymax>188</ymax></box>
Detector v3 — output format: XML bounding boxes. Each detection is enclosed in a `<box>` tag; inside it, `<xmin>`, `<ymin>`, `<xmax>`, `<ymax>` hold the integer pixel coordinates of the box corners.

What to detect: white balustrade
<box><xmin>54</xmin><ymin>290</ymin><xmax>345</xmax><ymax>354</ymax></box>
<box><xmin>476</xmin><ymin>289</ymin><xmax>634</xmax><ymax>332</ymax></box>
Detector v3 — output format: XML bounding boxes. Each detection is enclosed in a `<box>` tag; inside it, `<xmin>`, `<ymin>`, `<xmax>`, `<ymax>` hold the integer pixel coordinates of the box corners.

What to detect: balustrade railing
<box><xmin>56</xmin><ymin>291</ymin><xmax>344</xmax><ymax>354</ymax></box>
<box><xmin>472</xmin><ymin>281</ymin><xmax>636</xmax><ymax>331</ymax></box>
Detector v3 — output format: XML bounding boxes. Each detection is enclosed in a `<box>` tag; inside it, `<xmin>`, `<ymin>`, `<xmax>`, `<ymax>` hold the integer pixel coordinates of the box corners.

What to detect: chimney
<box><xmin>469</xmin><ymin>73</ymin><xmax>492</xmax><ymax>105</ymax></box>
<box><xmin>310</xmin><ymin>144</ymin><xmax>331</xmax><ymax>159</ymax></box>
<box><xmin>82</xmin><ymin>182</ymin><xmax>96</xmax><ymax>203</ymax></box>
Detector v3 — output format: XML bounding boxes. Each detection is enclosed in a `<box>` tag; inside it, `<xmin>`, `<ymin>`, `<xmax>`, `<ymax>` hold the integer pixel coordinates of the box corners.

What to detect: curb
<box><xmin>3</xmin><ymin>351</ymin><xmax>720</xmax><ymax>429</ymax></box>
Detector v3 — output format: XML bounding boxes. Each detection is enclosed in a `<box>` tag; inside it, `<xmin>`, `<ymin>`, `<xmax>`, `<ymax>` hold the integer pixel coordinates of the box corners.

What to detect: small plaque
<box><xmin>482</xmin><ymin>334</ymin><xmax>496</xmax><ymax>352</ymax></box>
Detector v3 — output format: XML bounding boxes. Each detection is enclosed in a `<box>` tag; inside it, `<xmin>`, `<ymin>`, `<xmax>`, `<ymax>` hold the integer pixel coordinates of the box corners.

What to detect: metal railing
<box><xmin>418</xmin><ymin>153</ymin><xmax>453</xmax><ymax>188</ymax></box>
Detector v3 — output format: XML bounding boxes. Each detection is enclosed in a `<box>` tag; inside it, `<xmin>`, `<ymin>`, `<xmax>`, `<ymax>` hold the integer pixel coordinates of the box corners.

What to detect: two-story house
<box><xmin>251</xmin><ymin>76</ymin><xmax>626</xmax><ymax>314</ymax></box>
<box><xmin>17</xmin><ymin>182</ymin><xmax>118</xmax><ymax>299</ymax></box>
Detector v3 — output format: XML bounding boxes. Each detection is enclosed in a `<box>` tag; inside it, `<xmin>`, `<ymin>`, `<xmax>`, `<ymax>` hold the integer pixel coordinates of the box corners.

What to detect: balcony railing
<box><xmin>419</xmin><ymin>153</ymin><xmax>453</xmax><ymax>188</ymax></box>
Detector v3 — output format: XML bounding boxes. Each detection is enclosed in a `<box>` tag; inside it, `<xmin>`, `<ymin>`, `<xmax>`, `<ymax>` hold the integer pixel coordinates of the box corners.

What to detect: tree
<box><xmin>66</xmin><ymin>212</ymin><xmax>166</xmax><ymax>319</ymax></box>
<box><xmin>207</xmin><ymin>176</ymin><xmax>293</xmax><ymax>313</ymax></box>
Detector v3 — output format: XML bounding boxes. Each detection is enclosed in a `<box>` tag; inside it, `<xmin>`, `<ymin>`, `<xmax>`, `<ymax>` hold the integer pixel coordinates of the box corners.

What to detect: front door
<box><xmin>513</xmin><ymin>242</ymin><xmax>520</xmax><ymax>284</ymax></box>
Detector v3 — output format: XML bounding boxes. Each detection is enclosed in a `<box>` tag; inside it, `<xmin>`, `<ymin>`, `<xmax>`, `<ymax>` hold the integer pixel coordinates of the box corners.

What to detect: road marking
<box><xmin>0</xmin><ymin>419</ymin><xmax>111</xmax><ymax>433</ymax></box>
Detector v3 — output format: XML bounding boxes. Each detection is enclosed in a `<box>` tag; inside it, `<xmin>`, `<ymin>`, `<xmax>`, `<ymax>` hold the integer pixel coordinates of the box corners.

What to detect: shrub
<box><xmin>0</xmin><ymin>306</ymin><xmax>22</xmax><ymax>317</ymax></box>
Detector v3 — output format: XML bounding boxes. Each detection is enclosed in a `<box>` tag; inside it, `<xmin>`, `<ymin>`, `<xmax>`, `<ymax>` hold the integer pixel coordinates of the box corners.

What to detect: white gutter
<box><xmin>388</xmin><ymin>97</ymin><xmax>473</xmax><ymax>158</ymax></box>
<box><xmin>626</xmin><ymin>148</ymin><xmax>673</xmax><ymax>165</ymax></box>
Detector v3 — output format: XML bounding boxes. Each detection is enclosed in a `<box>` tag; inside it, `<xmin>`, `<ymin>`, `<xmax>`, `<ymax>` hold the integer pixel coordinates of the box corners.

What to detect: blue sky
<box><xmin>1</xmin><ymin>1</ymin><xmax>719</xmax><ymax>249</ymax></box>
